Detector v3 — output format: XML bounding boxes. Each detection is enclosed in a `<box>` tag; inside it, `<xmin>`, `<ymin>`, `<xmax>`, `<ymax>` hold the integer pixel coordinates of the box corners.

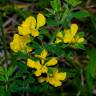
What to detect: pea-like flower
<box><xmin>10</xmin><ymin>34</ymin><xmax>32</xmax><ymax>52</ymax></box>
<box><xmin>55</xmin><ymin>24</ymin><xmax>85</xmax><ymax>44</ymax></box>
<box><xmin>18</xmin><ymin>13</ymin><xmax>46</xmax><ymax>37</ymax></box>
<box><xmin>27</xmin><ymin>49</ymin><xmax>58</xmax><ymax>76</ymax></box>
<box><xmin>38</xmin><ymin>69</ymin><xmax>66</xmax><ymax>87</ymax></box>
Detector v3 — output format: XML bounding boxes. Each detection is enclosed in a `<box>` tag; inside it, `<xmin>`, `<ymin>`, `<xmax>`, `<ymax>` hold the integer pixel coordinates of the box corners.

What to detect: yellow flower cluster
<box><xmin>27</xmin><ymin>49</ymin><xmax>66</xmax><ymax>87</ymax></box>
<box><xmin>55</xmin><ymin>24</ymin><xmax>85</xmax><ymax>44</ymax></box>
<box><xmin>10</xmin><ymin>13</ymin><xmax>46</xmax><ymax>52</ymax></box>
<box><xmin>10</xmin><ymin>13</ymin><xmax>85</xmax><ymax>87</ymax></box>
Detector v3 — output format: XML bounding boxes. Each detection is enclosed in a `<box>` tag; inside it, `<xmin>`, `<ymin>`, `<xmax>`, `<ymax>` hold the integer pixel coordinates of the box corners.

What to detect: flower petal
<box><xmin>38</xmin><ymin>77</ymin><xmax>46</xmax><ymax>83</ymax></box>
<box><xmin>31</xmin><ymin>29</ymin><xmax>39</xmax><ymax>37</ymax></box>
<box><xmin>36</xmin><ymin>13</ymin><xmax>46</xmax><ymax>29</ymax></box>
<box><xmin>63</xmin><ymin>29</ymin><xmax>72</xmax><ymax>43</ymax></box>
<box><xmin>40</xmin><ymin>49</ymin><xmax>48</xmax><ymax>64</ymax></box>
<box><xmin>25</xmin><ymin>16</ymin><xmax>36</xmax><ymax>29</ymax></box>
<box><xmin>34</xmin><ymin>69</ymin><xmax>42</xmax><ymax>76</ymax></box>
<box><xmin>54</xmin><ymin>72</ymin><xmax>66</xmax><ymax>81</ymax></box>
<box><xmin>47</xmin><ymin>77</ymin><xmax>62</xmax><ymax>87</ymax></box>
<box><xmin>18</xmin><ymin>16</ymin><xmax>36</xmax><ymax>35</ymax></box>
<box><xmin>27</xmin><ymin>59</ymin><xmax>36</xmax><ymax>68</ymax></box>
<box><xmin>10</xmin><ymin>34</ymin><xmax>21</xmax><ymax>52</ymax></box>
<box><xmin>46</xmin><ymin>57</ymin><xmax>58</xmax><ymax>66</ymax></box>
<box><xmin>41</xmin><ymin>66</ymin><xmax>48</xmax><ymax>73</ymax></box>
<box><xmin>40</xmin><ymin>49</ymin><xmax>48</xmax><ymax>59</ymax></box>
<box><xmin>71</xmin><ymin>24</ymin><xmax>78</xmax><ymax>36</ymax></box>
<box><xmin>77</xmin><ymin>37</ymin><xmax>85</xmax><ymax>43</ymax></box>
<box><xmin>55</xmin><ymin>32</ymin><xmax>63</xmax><ymax>43</ymax></box>
<box><xmin>18</xmin><ymin>25</ymin><xmax>30</xmax><ymax>35</ymax></box>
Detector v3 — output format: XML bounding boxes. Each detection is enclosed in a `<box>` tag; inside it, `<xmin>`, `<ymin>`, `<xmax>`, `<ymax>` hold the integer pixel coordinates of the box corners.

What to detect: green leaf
<box><xmin>28</xmin><ymin>41</ymin><xmax>41</xmax><ymax>49</ymax></box>
<box><xmin>60</xmin><ymin>7</ymin><xmax>71</xmax><ymax>26</ymax></box>
<box><xmin>16</xmin><ymin>51</ymin><xmax>28</xmax><ymax>60</ymax></box>
<box><xmin>34</xmin><ymin>48</ymin><xmax>43</xmax><ymax>54</ymax></box>
<box><xmin>74</xmin><ymin>44</ymin><xmax>85</xmax><ymax>49</ymax></box>
<box><xmin>45</xmin><ymin>44</ymin><xmax>64</xmax><ymax>56</ymax></box>
<box><xmin>72</xmin><ymin>10</ymin><xmax>90</xmax><ymax>19</ymax></box>
<box><xmin>48</xmin><ymin>68</ymin><xmax>53</xmax><ymax>74</ymax></box>
<box><xmin>77</xmin><ymin>32</ymin><xmax>85</xmax><ymax>37</ymax></box>
<box><xmin>50</xmin><ymin>0</ymin><xmax>61</xmax><ymax>12</ymax></box>
<box><xmin>40</xmin><ymin>28</ymin><xmax>48</xmax><ymax>35</ymax></box>
<box><xmin>65</xmin><ymin>0</ymin><xmax>82</xmax><ymax>7</ymax></box>
<box><xmin>40</xmin><ymin>28</ymin><xmax>52</xmax><ymax>40</ymax></box>
<box><xmin>7</xmin><ymin>66</ymin><xmax>16</xmax><ymax>77</ymax></box>
<box><xmin>47</xmin><ymin>19</ymin><xmax>59</xmax><ymax>26</ymax></box>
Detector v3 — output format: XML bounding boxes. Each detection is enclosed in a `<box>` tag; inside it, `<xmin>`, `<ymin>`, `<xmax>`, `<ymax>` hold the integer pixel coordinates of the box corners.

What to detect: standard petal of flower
<box><xmin>25</xmin><ymin>16</ymin><xmax>36</xmax><ymax>29</ymax></box>
<box><xmin>10</xmin><ymin>42</ymin><xmax>20</xmax><ymax>52</ymax></box>
<box><xmin>36</xmin><ymin>13</ymin><xmax>46</xmax><ymax>29</ymax></box>
<box><xmin>18</xmin><ymin>16</ymin><xmax>36</xmax><ymax>35</ymax></box>
<box><xmin>71</xmin><ymin>24</ymin><xmax>78</xmax><ymax>36</ymax></box>
<box><xmin>63</xmin><ymin>29</ymin><xmax>72</xmax><ymax>43</ymax></box>
<box><xmin>10</xmin><ymin>34</ymin><xmax>21</xmax><ymax>52</ymax></box>
<box><xmin>18</xmin><ymin>25</ymin><xmax>30</xmax><ymax>35</ymax></box>
<box><xmin>45</xmin><ymin>57</ymin><xmax>58</xmax><ymax>66</ymax></box>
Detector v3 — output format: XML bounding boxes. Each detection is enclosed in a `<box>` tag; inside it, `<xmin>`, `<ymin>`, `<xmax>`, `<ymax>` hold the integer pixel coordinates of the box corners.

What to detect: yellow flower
<box><xmin>46</xmin><ymin>70</ymin><xmax>66</xmax><ymax>87</ymax></box>
<box><xmin>38</xmin><ymin>69</ymin><xmax>66</xmax><ymax>87</ymax></box>
<box><xmin>35</xmin><ymin>49</ymin><xmax>47</xmax><ymax>64</ymax></box>
<box><xmin>55</xmin><ymin>24</ymin><xmax>85</xmax><ymax>44</ymax></box>
<box><xmin>27</xmin><ymin>58</ymin><xmax>48</xmax><ymax>76</ymax></box>
<box><xmin>34</xmin><ymin>49</ymin><xmax>58</xmax><ymax>66</ymax></box>
<box><xmin>27</xmin><ymin>49</ymin><xmax>58</xmax><ymax>76</ymax></box>
<box><xmin>18</xmin><ymin>13</ymin><xmax>46</xmax><ymax>37</ymax></box>
<box><xmin>10</xmin><ymin>34</ymin><xmax>32</xmax><ymax>52</ymax></box>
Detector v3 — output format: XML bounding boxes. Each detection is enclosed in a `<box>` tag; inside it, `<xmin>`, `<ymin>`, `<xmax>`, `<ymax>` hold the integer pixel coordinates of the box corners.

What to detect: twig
<box><xmin>81</xmin><ymin>69</ymin><xmax>84</xmax><ymax>87</ymax></box>
<box><xmin>86</xmin><ymin>0</ymin><xmax>92</xmax><ymax>6</ymax></box>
